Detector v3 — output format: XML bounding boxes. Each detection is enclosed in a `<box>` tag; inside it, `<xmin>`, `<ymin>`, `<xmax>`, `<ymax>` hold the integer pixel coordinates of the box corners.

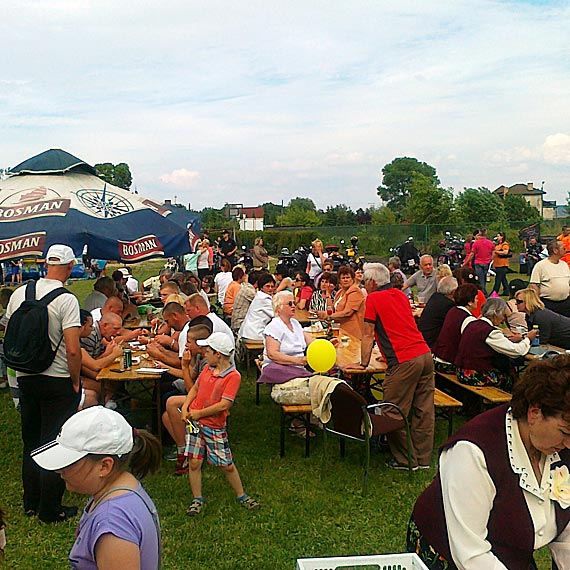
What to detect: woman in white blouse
<box><xmin>263</xmin><ymin>290</ymin><xmax>315</xmax><ymax>368</ymax></box>
<box><xmin>409</xmin><ymin>356</ymin><xmax>570</xmax><ymax>570</ymax></box>
<box><xmin>238</xmin><ymin>274</ymin><xmax>275</xmax><ymax>341</ymax></box>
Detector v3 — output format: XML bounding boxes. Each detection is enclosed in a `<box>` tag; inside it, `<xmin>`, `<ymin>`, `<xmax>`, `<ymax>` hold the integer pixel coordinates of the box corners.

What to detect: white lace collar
<box><xmin>506</xmin><ymin>407</ymin><xmax>560</xmax><ymax>499</ymax></box>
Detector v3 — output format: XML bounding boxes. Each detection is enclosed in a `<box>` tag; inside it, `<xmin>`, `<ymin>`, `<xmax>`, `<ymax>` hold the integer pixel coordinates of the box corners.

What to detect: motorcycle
<box><xmin>237</xmin><ymin>245</ymin><xmax>253</xmax><ymax>272</ymax></box>
<box><xmin>325</xmin><ymin>244</ymin><xmax>350</xmax><ymax>271</ymax></box>
<box><xmin>391</xmin><ymin>237</ymin><xmax>420</xmax><ymax>275</ymax></box>
<box><xmin>436</xmin><ymin>231</ymin><xmax>465</xmax><ymax>270</ymax></box>
<box><xmin>340</xmin><ymin>235</ymin><xmax>366</xmax><ymax>268</ymax></box>
<box><xmin>277</xmin><ymin>245</ymin><xmax>309</xmax><ymax>276</ymax></box>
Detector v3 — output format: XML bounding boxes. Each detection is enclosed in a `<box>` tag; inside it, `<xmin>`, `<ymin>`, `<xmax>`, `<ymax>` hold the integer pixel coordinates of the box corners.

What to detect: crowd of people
<box><xmin>5</xmin><ymin>227</ymin><xmax>570</xmax><ymax>569</ymax></box>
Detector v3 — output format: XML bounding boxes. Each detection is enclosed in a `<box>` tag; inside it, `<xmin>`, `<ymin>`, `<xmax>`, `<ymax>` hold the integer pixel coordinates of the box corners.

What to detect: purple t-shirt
<box><xmin>472</xmin><ymin>237</ymin><xmax>495</xmax><ymax>265</ymax></box>
<box><xmin>70</xmin><ymin>485</ymin><xmax>159</xmax><ymax>570</ymax></box>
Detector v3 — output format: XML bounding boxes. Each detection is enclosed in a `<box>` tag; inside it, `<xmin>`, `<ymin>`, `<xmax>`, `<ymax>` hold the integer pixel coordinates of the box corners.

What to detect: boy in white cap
<box><xmin>180</xmin><ymin>332</ymin><xmax>259</xmax><ymax>515</ymax></box>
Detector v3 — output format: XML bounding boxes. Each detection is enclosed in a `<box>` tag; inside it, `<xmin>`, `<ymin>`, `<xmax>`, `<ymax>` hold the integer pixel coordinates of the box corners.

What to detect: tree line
<box><xmin>93</xmin><ymin>157</ymin><xmax>543</xmax><ymax>229</ymax></box>
<box><xmin>198</xmin><ymin>157</ymin><xmax>542</xmax><ymax>229</ymax></box>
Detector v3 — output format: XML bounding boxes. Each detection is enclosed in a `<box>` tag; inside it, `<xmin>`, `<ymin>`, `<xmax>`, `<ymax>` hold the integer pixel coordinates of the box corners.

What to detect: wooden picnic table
<box><xmin>97</xmin><ymin>349</ymin><xmax>165</xmax><ymax>443</ymax></box>
<box><xmin>525</xmin><ymin>343</ymin><xmax>565</xmax><ymax>360</ymax></box>
<box><xmin>295</xmin><ymin>309</ymin><xmax>311</xmax><ymax>326</ymax></box>
<box><xmin>307</xmin><ymin>329</ymin><xmax>386</xmax><ymax>374</ymax></box>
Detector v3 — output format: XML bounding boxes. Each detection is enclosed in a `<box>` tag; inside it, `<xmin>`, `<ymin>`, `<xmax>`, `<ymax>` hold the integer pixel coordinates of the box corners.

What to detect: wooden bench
<box><xmin>242</xmin><ymin>339</ymin><xmax>264</xmax><ymax>373</ymax></box>
<box><xmin>255</xmin><ymin>359</ymin><xmax>313</xmax><ymax>457</ymax></box>
<box><xmin>280</xmin><ymin>404</ymin><xmax>313</xmax><ymax>458</ymax></box>
<box><xmin>436</xmin><ymin>371</ymin><xmax>511</xmax><ymax>413</ymax></box>
<box><xmin>434</xmin><ymin>388</ymin><xmax>462</xmax><ymax>437</ymax></box>
<box><xmin>361</xmin><ymin>381</ymin><xmax>462</xmax><ymax>438</ymax></box>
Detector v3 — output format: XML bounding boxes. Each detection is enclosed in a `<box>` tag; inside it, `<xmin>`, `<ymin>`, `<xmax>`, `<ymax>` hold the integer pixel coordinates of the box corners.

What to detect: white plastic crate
<box><xmin>296</xmin><ymin>553</ymin><xmax>429</xmax><ymax>570</ymax></box>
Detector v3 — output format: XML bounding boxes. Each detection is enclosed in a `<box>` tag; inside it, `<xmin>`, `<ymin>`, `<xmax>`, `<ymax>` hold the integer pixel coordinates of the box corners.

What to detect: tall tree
<box><xmin>503</xmin><ymin>194</ymin><xmax>541</xmax><ymax>223</ymax></box>
<box><xmin>355</xmin><ymin>208</ymin><xmax>372</xmax><ymax>225</ymax></box>
<box><xmin>276</xmin><ymin>207</ymin><xmax>322</xmax><ymax>227</ymax></box>
<box><xmin>370</xmin><ymin>206</ymin><xmax>397</xmax><ymax>225</ymax></box>
<box><xmin>454</xmin><ymin>187</ymin><xmax>503</xmax><ymax>226</ymax></box>
<box><xmin>324</xmin><ymin>204</ymin><xmax>356</xmax><ymax>226</ymax></box>
<box><xmin>377</xmin><ymin>157</ymin><xmax>439</xmax><ymax>217</ymax></box>
<box><xmin>405</xmin><ymin>174</ymin><xmax>453</xmax><ymax>224</ymax></box>
<box><xmin>260</xmin><ymin>202</ymin><xmax>283</xmax><ymax>226</ymax></box>
<box><xmin>200</xmin><ymin>207</ymin><xmax>227</xmax><ymax>229</ymax></box>
<box><xmin>95</xmin><ymin>162</ymin><xmax>133</xmax><ymax>190</ymax></box>
<box><xmin>288</xmin><ymin>197</ymin><xmax>317</xmax><ymax>211</ymax></box>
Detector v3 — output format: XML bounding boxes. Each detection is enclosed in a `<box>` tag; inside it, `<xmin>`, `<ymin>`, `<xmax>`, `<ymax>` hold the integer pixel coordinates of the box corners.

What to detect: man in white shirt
<box><xmin>183</xmin><ymin>294</ymin><xmax>234</xmax><ymax>349</ymax></box>
<box><xmin>5</xmin><ymin>244</ymin><xmax>81</xmax><ymax>523</ymax></box>
<box><xmin>530</xmin><ymin>240</ymin><xmax>570</xmax><ymax>317</ymax></box>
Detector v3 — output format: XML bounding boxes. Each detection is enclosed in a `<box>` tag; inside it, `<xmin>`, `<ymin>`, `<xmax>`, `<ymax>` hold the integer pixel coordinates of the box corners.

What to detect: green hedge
<box><xmin>222</xmin><ymin>220</ymin><xmax>564</xmax><ymax>259</ymax></box>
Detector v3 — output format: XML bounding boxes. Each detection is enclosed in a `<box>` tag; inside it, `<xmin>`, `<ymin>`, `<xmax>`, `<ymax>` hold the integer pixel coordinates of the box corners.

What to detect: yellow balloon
<box><xmin>306</xmin><ymin>339</ymin><xmax>337</xmax><ymax>373</ymax></box>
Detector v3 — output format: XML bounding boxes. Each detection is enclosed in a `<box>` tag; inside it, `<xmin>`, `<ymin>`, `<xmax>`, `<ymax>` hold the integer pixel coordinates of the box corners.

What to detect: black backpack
<box><xmin>4</xmin><ymin>280</ymin><xmax>71</xmax><ymax>374</ymax></box>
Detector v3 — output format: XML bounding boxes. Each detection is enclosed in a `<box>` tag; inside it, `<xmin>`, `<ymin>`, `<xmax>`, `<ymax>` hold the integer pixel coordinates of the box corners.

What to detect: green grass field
<box><xmin>0</xmin><ymin>264</ymin><xmax>553</xmax><ymax>569</ymax></box>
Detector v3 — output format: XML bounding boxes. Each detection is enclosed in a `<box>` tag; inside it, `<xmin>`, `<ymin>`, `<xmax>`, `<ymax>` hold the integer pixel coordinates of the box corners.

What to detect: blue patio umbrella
<box><xmin>0</xmin><ymin>149</ymin><xmax>200</xmax><ymax>263</ymax></box>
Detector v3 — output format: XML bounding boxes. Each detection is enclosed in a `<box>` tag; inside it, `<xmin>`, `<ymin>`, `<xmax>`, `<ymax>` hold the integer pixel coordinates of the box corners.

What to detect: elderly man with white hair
<box><xmin>354</xmin><ymin>262</ymin><xmax>434</xmax><ymax>471</ymax></box>
<box><xmin>417</xmin><ymin>275</ymin><xmax>458</xmax><ymax>349</ymax></box>
<box><xmin>404</xmin><ymin>254</ymin><xmax>436</xmax><ymax>303</ymax></box>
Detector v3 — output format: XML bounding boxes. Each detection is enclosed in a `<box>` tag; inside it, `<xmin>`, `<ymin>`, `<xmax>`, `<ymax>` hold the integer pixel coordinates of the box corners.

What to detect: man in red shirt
<box><xmin>469</xmin><ymin>228</ymin><xmax>495</xmax><ymax>297</ymax></box>
<box><xmin>354</xmin><ymin>263</ymin><xmax>434</xmax><ymax>471</ymax></box>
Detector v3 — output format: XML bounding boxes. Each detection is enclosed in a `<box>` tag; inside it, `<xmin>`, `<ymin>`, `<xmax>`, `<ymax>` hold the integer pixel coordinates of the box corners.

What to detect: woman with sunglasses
<box><xmin>515</xmin><ymin>288</ymin><xmax>570</xmax><ymax>349</ymax></box>
<box><xmin>315</xmin><ymin>265</ymin><xmax>365</xmax><ymax>338</ymax></box>
<box><xmin>293</xmin><ymin>271</ymin><xmax>313</xmax><ymax>311</ymax></box>
<box><xmin>262</xmin><ymin>291</ymin><xmax>316</xmax><ymax>367</ymax></box>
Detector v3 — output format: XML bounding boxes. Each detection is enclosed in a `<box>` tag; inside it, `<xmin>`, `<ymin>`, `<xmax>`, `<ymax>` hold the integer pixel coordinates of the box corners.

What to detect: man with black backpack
<box><xmin>4</xmin><ymin>244</ymin><xmax>82</xmax><ymax>523</ymax></box>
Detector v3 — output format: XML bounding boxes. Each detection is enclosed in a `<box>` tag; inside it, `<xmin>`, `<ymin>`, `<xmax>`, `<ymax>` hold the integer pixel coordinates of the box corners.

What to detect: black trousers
<box><xmin>18</xmin><ymin>374</ymin><xmax>80</xmax><ymax>521</ymax></box>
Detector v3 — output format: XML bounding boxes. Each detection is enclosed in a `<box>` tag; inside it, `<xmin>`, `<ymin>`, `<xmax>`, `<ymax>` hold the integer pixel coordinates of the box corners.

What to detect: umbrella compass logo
<box><xmin>76</xmin><ymin>188</ymin><xmax>134</xmax><ymax>218</ymax></box>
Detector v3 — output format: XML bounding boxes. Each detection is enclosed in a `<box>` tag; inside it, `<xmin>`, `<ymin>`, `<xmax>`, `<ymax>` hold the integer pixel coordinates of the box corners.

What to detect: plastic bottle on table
<box><xmin>531</xmin><ymin>325</ymin><xmax>540</xmax><ymax>347</ymax></box>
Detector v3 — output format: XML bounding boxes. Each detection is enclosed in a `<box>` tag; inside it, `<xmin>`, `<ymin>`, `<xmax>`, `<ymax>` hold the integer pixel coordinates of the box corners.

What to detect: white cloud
<box><xmin>542</xmin><ymin>133</ymin><xmax>570</xmax><ymax>164</ymax></box>
<box><xmin>160</xmin><ymin>169</ymin><xmax>200</xmax><ymax>187</ymax></box>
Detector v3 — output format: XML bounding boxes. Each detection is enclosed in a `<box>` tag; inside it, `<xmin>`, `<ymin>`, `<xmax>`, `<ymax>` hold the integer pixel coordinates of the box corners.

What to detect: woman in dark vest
<box><xmin>456</xmin><ymin>297</ymin><xmax>535</xmax><ymax>391</ymax></box>
<box><xmin>409</xmin><ymin>355</ymin><xmax>570</xmax><ymax>569</ymax></box>
<box><xmin>432</xmin><ymin>284</ymin><xmax>478</xmax><ymax>374</ymax></box>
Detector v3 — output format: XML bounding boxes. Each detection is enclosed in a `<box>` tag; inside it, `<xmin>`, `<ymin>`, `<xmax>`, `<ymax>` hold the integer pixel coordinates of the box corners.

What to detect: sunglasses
<box><xmin>286</xmin><ymin>301</ymin><xmax>295</xmax><ymax>307</ymax></box>
<box><xmin>515</xmin><ymin>299</ymin><xmax>524</xmax><ymax>305</ymax></box>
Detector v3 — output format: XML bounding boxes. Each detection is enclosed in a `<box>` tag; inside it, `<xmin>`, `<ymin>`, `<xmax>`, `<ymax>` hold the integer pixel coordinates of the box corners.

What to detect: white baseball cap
<box><xmin>118</xmin><ymin>267</ymin><xmax>132</xmax><ymax>278</ymax></box>
<box><xmin>196</xmin><ymin>332</ymin><xmax>234</xmax><ymax>356</ymax></box>
<box><xmin>31</xmin><ymin>406</ymin><xmax>134</xmax><ymax>471</ymax></box>
<box><xmin>45</xmin><ymin>244</ymin><xmax>76</xmax><ymax>265</ymax></box>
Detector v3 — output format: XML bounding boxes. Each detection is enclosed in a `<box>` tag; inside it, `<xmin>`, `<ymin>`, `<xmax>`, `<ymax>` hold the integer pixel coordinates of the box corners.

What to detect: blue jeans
<box><xmin>474</xmin><ymin>263</ymin><xmax>490</xmax><ymax>296</ymax></box>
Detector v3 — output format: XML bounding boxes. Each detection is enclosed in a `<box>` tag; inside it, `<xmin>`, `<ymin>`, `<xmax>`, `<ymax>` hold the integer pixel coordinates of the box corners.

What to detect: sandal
<box><xmin>186</xmin><ymin>498</ymin><xmax>204</xmax><ymax>517</ymax></box>
<box><xmin>237</xmin><ymin>495</ymin><xmax>260</xmax><ymax>511</ymax></box>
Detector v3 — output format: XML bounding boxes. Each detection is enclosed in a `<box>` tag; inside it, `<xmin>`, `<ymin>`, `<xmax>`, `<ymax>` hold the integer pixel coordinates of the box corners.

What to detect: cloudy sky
<box><xmin>1</xmin><ymin>0</ymin><xmax>569</xmax><ymax>211</ymax></box>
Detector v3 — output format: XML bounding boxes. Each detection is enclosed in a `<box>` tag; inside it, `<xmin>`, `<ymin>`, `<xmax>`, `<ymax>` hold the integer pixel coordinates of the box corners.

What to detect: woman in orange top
<box><xmin>316</xmin><ymin>265</ymin><xmax>365</xmax><ymax>337</ymax></box>
<box><xmin>223</xmin><ymin>266</ymin><xmax>245</xmax><ymax>317</ymax></box>
<box><xmin>491</xmin><ymin>232</ymin><xmax>510</xmax><ymax>296</ymax></box>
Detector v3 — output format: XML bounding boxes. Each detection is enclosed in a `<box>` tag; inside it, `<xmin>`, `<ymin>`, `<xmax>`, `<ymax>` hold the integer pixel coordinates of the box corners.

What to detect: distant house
<box><xmin>494</xmin><ymin>182</ymin><xmax>547</xmax><ymax>216</ymax></box>
<box><xmin>238</xmin><ymin>207</ymin><xmax>264</xmax><ymax>231</ymax></box>
<box><xmin>543</xmin><ymin>200</ymin><xmax>557</xmax><ymax>220</ymax></box>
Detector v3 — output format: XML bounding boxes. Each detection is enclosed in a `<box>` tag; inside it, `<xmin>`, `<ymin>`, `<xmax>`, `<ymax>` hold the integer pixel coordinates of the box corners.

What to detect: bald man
<box><xmin>81</xmin><ymin>312</ymin><xmax>122</xmax><ymax>359</ymax></box>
